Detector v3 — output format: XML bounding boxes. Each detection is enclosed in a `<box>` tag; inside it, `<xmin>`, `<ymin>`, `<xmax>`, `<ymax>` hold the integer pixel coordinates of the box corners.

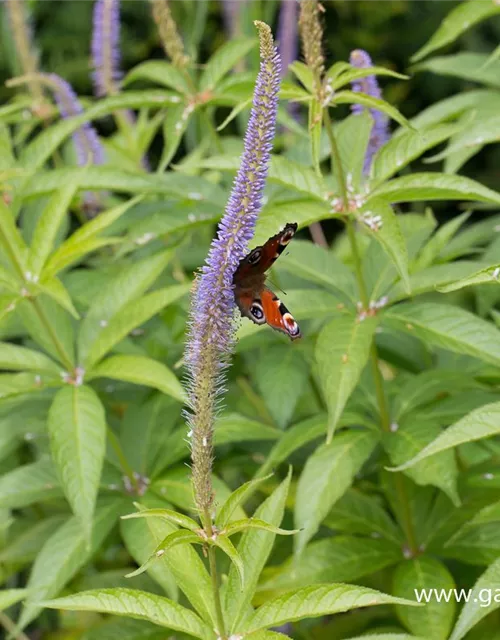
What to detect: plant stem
<box><xmin>106</xmin><ymin>426</ymin><xmax>139</xmax><ymax>493</ymax></box>
<box><xmin>203</xmin><ymin>508</ymin><xmax>227</xmax><ymax>640</ymax></box>
<box><xmin>345</xmin><ymin>191</ymin><xmax>418</xmax><ymax>555</ymax></box>
<box><xmin>0</xmin><ymin>612</ymin><xmax>31</xmax><ymax>640</ymax></box>
<box><xmin>323</xmin><ymin>107</ymin><xmax>349</xmax><ymax>208</ymax></box>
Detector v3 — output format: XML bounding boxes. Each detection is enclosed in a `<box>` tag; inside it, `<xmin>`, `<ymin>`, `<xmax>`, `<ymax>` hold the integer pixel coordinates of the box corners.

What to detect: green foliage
<box><xmin>1</xmin><ymin>1</ymin><xmax>500</xmax><ymax>640</ymax></box>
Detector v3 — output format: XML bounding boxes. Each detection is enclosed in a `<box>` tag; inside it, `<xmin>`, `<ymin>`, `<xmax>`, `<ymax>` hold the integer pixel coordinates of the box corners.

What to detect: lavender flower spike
<box><xmin>92</xmin><ymin>0</ymin><xmax>122</xmax><ymax>96</ymax></box>
<box><xmin>43</xmin><ymin>73</ymin><xmax>105</xmax><ymax>166</ymax></box>
<box><xmin>349</xmin><ymin>49</ymin><xmax>390</xmax><ymax>175</ymax></box>
<box><xmin>185</xmin><ymin>21</ymin><xmax>281</xmax><ymax>522</ymax></box>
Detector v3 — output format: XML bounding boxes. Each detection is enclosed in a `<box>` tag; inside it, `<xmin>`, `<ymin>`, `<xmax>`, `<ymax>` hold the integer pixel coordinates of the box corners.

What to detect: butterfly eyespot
<box><xmin>247</xmin><ymin>249</ymin><xmax>262</xmax><ymax>265</ymax></box>
<box><xmin>250</xmin><ymin>302</ymin><xmax>265</xmax><ymax>323</ymax></box>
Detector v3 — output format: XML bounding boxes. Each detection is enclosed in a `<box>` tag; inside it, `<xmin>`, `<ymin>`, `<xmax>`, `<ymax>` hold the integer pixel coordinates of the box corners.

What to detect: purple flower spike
<box><xmin>91</xmin><ymin>0</ymin><xmax>122</xmax><ymax>96</ymax></box>
<box><xmin>44</xmin><ymin>73</ymin><xmax>105</xmax><ymax>166</ymax></box>
<box><xmin>349</xmin><ymin>49</ymin><xmax>390</xmax><ymax>175</ymax></box>
<box><xmin>185</xmin><ymin>21</ymin><xmax>281</xmax><ymax>518</ymax></box>
<box><xmin>277</xmin><ymin>0</ymin><xmax>299</xmax><ymax>78</ymax></box>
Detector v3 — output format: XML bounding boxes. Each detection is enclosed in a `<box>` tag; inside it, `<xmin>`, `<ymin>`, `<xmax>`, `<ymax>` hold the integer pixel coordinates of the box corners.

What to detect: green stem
<box><xmin>30</xmin><ymin>297</ymin><xmax>74</xmax><ymax>371</ymax></box>
<box><xmin>203</xmin><ymin>508</ymin><xmax>227</xmax><ymax>640</ymax></box>
<box><xmin>0</xmin><ymin>612</ymin><xmax>31</xmax><ymax>640</ymax></box>
<box><xmin>323</xmin><ymin>107</ymin><xmax>349</xmax><ymax>208</ymax></box>
<box><xmin>107</xmin><ymin>426</ymin><xmax>139</xmax><ymax>493</ymax></box>
<box><xmin>346</xmin><ymin>210</ymin><xmax>418</xmax><ymax>554</ymax></box>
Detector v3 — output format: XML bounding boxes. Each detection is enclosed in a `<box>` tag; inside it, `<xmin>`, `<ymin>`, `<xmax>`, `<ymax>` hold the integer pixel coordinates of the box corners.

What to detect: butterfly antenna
<box><xmin>267</xmin><ymin>275</ymin><xmax>287</xmax><ymax>296</ymax></box>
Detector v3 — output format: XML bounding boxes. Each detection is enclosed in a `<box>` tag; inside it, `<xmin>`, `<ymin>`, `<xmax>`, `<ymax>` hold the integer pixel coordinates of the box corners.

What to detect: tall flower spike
<box><xmin>185</xmin><ymin>21</ymin><xmax>281</xmax><ymax>523</ymax></box>
<box><xmin>5</xmin><ymin>0</ymin><xmax>45</xmax><ymax>110</ymax></box>
<box><xmin>298</xmin><ymin>0</ymin><xmax>325</xmax><ymax>93</ymax></box>
<box><xmin>278</xmin><ymin>0</ymin><xmax>299</xmax><ymax>78</ymax></box>
<box><xmin>150</xmin><ymin>0</ymin><xmax>190</xmax><ymax>68</ymax></box>
<box><xmin>350</xmin><ymin>49</ymin><xmax>390</xmax><ymax>175</ymax></box>
<box><xmin>91</xmin><ymin>0</ymin><xmax>122</xmax><ymax>96</ymax></box>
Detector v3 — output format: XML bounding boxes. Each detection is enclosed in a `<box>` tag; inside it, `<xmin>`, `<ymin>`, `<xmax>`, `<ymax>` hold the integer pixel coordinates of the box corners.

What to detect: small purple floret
<box><xmin>349</xmin><ymin>49</ymin><xmax>390</xmax><ymax>174</ymax></box>
<box><xmin>91</xmin><ymin>0</ymin><xmax>122</xmax><ymax>96</ymax></box>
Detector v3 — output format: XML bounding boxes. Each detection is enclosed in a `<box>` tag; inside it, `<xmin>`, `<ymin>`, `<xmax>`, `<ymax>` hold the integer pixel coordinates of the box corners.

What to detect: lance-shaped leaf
<box><xmin>83</xmin><ymin>284</ymin><xmax>190</xmax><ymax>368</ymax></box>
<box><xmin>34</xmin><ymin>277</ymin><xmax>79</xmax><ymax>319</ymax></box>
<box><xmin>383</xmin><ymin>302</ymin><xmax>500</xmax><ymax>367</ymax></box>
<box><xmin>358</xmin><ymin>201</ymin><xmax>410</xmax><ymax>293</ymax></box>
<box><xmin>216</xmin><ymin>474</ymin><xmax>273</xmax><ymax>529</ymax></box>
<box><xmin>438</xmin><ymin>264</ymin><xmax>500</xmax><ymax>293</ymax></box>
<box><xmin>121</xmin><ymin>506</ymin><xmax>199</xmax><ymax>532</ymax></box>
<box><xmin>214</xmin><ymin>534</ymin><xmax>245</xmax><ymax>589</ymax></box>
<box><xmin>199</xmin><ymin>36</ymin><xmax>256</xmax><ymax>91</ymax></box>
<box><xmin>372</xmin><ymin>172</ymin><xmax>500</xmax><ymax>205</ymax></box>
<box><xmin>448</xmin><ymin>557</ymin><xmax>500</xmax><ymax>640</ymax></box>
<box><xmin>88</xmin><ymin>355</ymin><xmax>185</xmax><ymax>403</ymax></box>
<box><xmin>332</xmin><ymin>65</ymin><xmax>408</xmax><ymax>90</ymax></box>
<box><xmin>0</xmin><ymin>458</ymin><xmax>61</xmax><ymax>509</ymax></box>
<box><xmin>125</xmin><ymin>530</ymin><xmax>201</xmax><ymax>579</ymax></box>
<box><xmin>0</xmin><ymin>343</ymin><xmax>60</xmax><ymax>375</ymax></box>
<box><xmin>41</xmin><ymin>588</ymin><xmax>213</xmax><ymax>640</ymax></box>
<box><xmin>48</xmin><ymin>385</ymin><xmax>106</xmax><ymax>542</ymax></box>
<box><xmin>18</xmin><ymin>499</ymin><xmax>125</xmax><ymax>629</ymax></box>
<box><xmin>389</xmin><ymin>401</ymin><xmax>500</xmax><ymax>471</ymax></box>
<box><xmin>244</xmin><ymin>583</ymin><xmax>419</xmax><ymax>634</ymax></box>
<box><xmin>222</xmin><ymin>518</ymin><xmax>298</xmax><ymax>538</ymax></box>
<box><xmin>316</xmin><ymin>315</ymin><xmax>377</xmax><ymax>441</ymax></box>
<box><xmin>334</xmin><ymin>90</ymin><xmax>411</xmax><ymax>129</ymax></box>
<box><xmin>412</xmin><ymin>1</ymin><xmax>500</xmax><ymax>62</ymax></box>
<box><xmin>28</xmin><ymin>173</ymin><xmax>82</xmax><ymax>276</ymax></box>
<box><xmin>224</xmin><ymin>472</ymin><xmax>292</xmax><ymax>633</ymax></box>
<box><xmin>0</xmin><ymin>198</ymin><xmax>28</xmax><ymax>273</ymax></box>
<box><xmin>0</xmin><ymin>589</ymin><xmax>27</xmax><ymax>611</ymax></box>
<box><xmin>295</xmin><ymin>430</ymin><xmax>379</xmax><ymax>554</ymax></box>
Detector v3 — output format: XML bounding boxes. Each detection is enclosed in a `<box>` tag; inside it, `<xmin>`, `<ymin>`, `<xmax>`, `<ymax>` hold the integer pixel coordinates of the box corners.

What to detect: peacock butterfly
<box><xmin>233</xmin><ymin>222</ymin><xmax>301</xmax><ymax>340</ymax></box>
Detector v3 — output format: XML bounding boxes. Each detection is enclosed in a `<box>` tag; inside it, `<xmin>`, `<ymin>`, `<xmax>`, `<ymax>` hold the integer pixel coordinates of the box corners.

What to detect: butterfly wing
<box><xmin>233</xmin><ymin>222</ymin><xmax>298</xmax><ymax>283</ymax></box>
<box><xmin>237</xmin><ymin>287</ymin><xmax>301</xmax><ymax>340</ymax></box>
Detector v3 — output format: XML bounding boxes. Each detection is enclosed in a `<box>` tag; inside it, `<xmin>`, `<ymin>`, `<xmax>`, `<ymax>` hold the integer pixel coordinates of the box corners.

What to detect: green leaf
<box><xmin>0</xmin><ymin>589</ymin><xmax>27</xmax><ymax>611</ymax></box>
<box><xmin>252</xmin><ymin>345</ymin><xmax>308</xmax><ymax>428</ymax></box>
<box><xmin>223</xmin><ymin>518</ymin><xmax>297</xmax><ymax>538</ymax></box>
<box><xmin>412</xmin><ymin>1</ymin><xmax>500</xmax><ymax>62</ymax></box>
<box><xmin>383</xmin><ymin>302</ymin><xmax>500</xmax><ymax>367</ymax></box>
<box><xmin>122</xmin><ymin>507</ymin><xmax>199</xmax><ymax>532</ymax></box>
<box><xmin>124</xmin><ymin>61</ymin><xmax>190</xmax><ymax>93</ymax></box>
<box><xmin>121</xmin><ymin>497</ymin><xmax>214</xmax><ymax>623</ymax></box>
<box><xmin>324</xmin><ymin>489</ymin><xmax>403</xmax><ymax>545</ymax></box>
<box><xmin>88</xmin><ymin>355</ymin><xmax>185</xmax><ymax>403</ymax></box>
<box><xmin>384</xmin><ymin>418</ymin><xmax>459</xmax><ymax>505</ymax></box>
<box><xmin>214</xmin><ymin>414</ymin><xmax>280</xmax><ymax>446</ymax></box>
<box><xmin>44</xmin><ymin>197</ymin><xmax>141</xmax><ymax>277</ymax></box>
<box><xmin>84</xmin><ymin>284</ymin><xmax>189</xmax><ymax>368</ymax></box>
<box><xmin>359</xmin><ymin>201</ymin><xmax>410</xmax><ymax>293</ymax></box>
<box><xmin>390</xmin><ymin>401</ymin><xmax>500</xmax><ymax>471</ymax></box>
<box><xmin>0</xmin><ymin>458</ymin><xmax>61</xmax><ymax>509</ymax></box>
<box><xmin>224</xmin><ymin>472</ymin><xmax>292</xmax><ymax>633</ymax></box>
<box><xmin>258</xmin><ymin>537</ymin><xmax>401</xmax><ymax>596</ymax></box>
<box><xmin>215</xmin><ymin>534</ymin><xmax>245</xmax><ymax>588</ymax></box>
<box><xmin>334</xmin><ymin>90</ymin><xmax>411</xmax><ymax>130</ymax></box>
<box><xmin>449</xmin><ymin>557</ymin><xmax>500</xmax><ymax>640</ymax></box>
<box><xmin>48</xmin><ymin>385</ymin><xmax>106</xmax><ymax>542</ymax></box>
<box><xmin>289</xmin><ymin>61</ymin><xmax>315</xmax><ymax>93</ymax></box>
<box><xmin>78</xmin><ymin>250</ymin><xmax>174</xmax><ymax>362</ymax></box>
<box><xmin>412</xmin><ymin>211</ymin><xmax>470</xmax><ymax>271</ymax></box>
<box><xmin>336</xmin><ymin>112</ymin><xmax>373</xmax><ymax>190</ymax></box>
<box><xmin>438</xmin><ymin>264</ymin><xmax>500</xmax><ymax>293</ymax></box>
<box><xmin>35</xmin><ymin>276</ymin><xmax>79</xmax><ymax>318</ymax></box>
<box><xmin>245</xmin><ymin>584</ymin><xmax>419</xmax><ymax>633</ymax></box>
<box><xmin>252</xmin><ymin>200</ymin><xmax>331</xmax><ymax>246</ymax></box>
<box><xmin>370</xmin><ymin>123</ymin><xmax>459</xmax><ymax>186</ymax></box>
<box><xmin>0</xmin><ymin>342</ymin><xmax>60</xmax><ymax>374</ymax></box>
<box><xmin>373</xmin><ymin>172</ymin><xmax>500</xmax><ymax>205</ymax></box>
<box><xmin>415</xmin><ymin>53</ymin><xmax>500</xmax><ymax>88</ymax></box>
<box><xmin>262</xmin><ymin>415</ymin><xmax>327</xmax><ymax>473</ymax></box>
<box><xmin>316</xmin><ymin>315</ymin><xmax>378</xmax><ymax>441</ymax></box>
<box><xmin>18</xmin><ymin>499</ymin><xmax>125</xmax><ymax>629</ymax></box>
<box><xmin>28</xmin><ymin>174</ymin><xmax>82</xmax><ymax>276</ymax></box>
<box><xmin>42</xmin><ymin>588</ymin><xmax>212</xmax><ymax>640</ymax></box>
<box><xmin>332</xmin><ymin>65</ymin><xmax>409</xmax><ymax>90</ymax></box>
<box><xmin>295</xmin><ymin>430</ymin><xmax>378</xmax><ymax>554</ymax></box>
<box><xmin>0</xmin><ymin>198</ymin><xmax>28</xmax><ymax>273</ymax></box>
<box><xmin>428</xmin><ymin>114</ymin><xmax>500</xmax><ymax>163</ymax></box>
<box><xmin>393</xmin><ymin>557</ymin><xmax>456</xmax><ymax>640</ymax></box>
<box><xmin>200</xmin><ymin>37</ymin><xmax>256</xmax><ymax>90</ymax></box>
<box><xmin>125</xmin><ymin>530</ymin><xmax>201</xmax><ymax>578</ymax></box>
<box><xmin>216</xmin><ymin>474</ymin><xmax>273</xmax><ymax>529</ymax></box>
<box><xmin>159</xmin><ymin>103</ymin><xmax>195</xmax><ymax>171</ymax></box>
<box><xmin>0</xmin><ymin>516</ymin><xmax>65</xmax><ymax>565</ymax></box>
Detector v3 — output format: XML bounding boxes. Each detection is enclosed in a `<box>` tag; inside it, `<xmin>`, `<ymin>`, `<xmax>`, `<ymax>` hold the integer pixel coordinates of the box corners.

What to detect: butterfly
<box><xmin>233</xmin><ymin>222</ymin><xmax>301</xmax><ymax>340</ymax></box>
